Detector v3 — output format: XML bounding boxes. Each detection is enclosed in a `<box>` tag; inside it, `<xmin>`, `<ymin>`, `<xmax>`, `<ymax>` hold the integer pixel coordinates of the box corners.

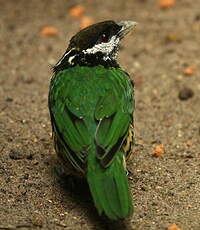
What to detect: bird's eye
<box><xmin>100</xmin><ymin>33</ymin><xmax>109</xmax><ymax>43</ymax></box>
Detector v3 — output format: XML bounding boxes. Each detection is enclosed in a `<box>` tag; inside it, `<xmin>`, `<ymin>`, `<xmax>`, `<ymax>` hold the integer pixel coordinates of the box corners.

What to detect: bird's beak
<box><xmin>117</xmin><ymin>21</ymin><xmax>138</xmax><ymax>39</ymax></box>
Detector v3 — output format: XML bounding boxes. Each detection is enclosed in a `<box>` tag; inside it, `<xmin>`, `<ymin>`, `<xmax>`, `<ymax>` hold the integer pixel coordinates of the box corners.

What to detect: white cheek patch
<box><xmin>83</xmin><ymin>36</ymin><xmax>119</xmax><ymax>60</ymax></box>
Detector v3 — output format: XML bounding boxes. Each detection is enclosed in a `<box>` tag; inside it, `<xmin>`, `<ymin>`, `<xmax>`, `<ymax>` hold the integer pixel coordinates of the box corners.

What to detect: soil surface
<box><xmin>1</xmin><ymin>0</ymin><xmax>200</xmax><ymax>229</ymax></box>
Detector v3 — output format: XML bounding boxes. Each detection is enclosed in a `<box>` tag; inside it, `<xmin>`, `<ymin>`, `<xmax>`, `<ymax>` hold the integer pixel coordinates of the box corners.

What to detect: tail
<box><xmin>86</xmin><ymin>152</ymin><xmax>133</xmax><ymax>220</ymax></box>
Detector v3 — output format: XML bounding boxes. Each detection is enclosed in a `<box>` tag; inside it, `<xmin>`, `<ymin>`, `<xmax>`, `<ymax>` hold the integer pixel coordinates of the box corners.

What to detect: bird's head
<box><xmin>54</xmin><ymin>20</ymin><xmax>137</xmax><ymax>72</ymax></box>
<box><xmin>68</xmin><ymin>20</ymin><xmax>137</xmax><ymax>60</ymax></box>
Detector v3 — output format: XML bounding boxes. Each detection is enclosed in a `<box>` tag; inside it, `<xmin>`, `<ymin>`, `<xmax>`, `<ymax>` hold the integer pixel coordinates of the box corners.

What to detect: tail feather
<box><xmin>87</xmin><ymin>152</ymin><xmax>133</xmax><ymax>220</ymax></box>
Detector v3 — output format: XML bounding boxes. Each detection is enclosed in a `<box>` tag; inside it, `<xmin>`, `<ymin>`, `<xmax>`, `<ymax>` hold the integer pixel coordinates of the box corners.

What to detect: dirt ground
<box><xmin>0</xmin><ymin>0</ymin><xmax>200</xmax><ymax>229</ymax></box>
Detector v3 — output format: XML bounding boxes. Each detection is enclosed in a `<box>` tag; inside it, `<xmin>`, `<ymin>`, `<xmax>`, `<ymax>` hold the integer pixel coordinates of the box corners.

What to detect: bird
<box><xmin>48</xmin><ymin>20</ymin><xmax>137</xmax><ymax>220</ymax></box>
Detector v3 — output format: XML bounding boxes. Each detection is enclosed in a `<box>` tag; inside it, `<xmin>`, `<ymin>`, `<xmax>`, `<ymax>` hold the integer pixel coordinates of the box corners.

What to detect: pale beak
<box><xmin>117</xmin><ymin>21</ymin><xmax>138</xmax><ymax>38</ymax></box>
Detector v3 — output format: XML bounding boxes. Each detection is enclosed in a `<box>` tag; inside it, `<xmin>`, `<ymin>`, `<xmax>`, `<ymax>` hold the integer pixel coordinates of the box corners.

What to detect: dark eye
<box><xmin>100</xmin><ymin>33</ymin><xmax>109</xmax><ymax>43</ymax></box>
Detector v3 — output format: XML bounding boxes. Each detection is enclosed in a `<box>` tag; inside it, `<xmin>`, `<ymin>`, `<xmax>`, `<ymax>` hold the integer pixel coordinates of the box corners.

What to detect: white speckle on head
<box><xmin>103</xmin><ymin>56</ymin><xmax>112</xmax><ymax>61</ymax></box>
<box><xmin>68</xmin><ymin>55</ymin><xmax>76</xmax><ymax>64</ymax></box>
<box><xmin>83</xmin><ymin>36</ymin><xmax>120</xmax><ymax>60</ymax></box>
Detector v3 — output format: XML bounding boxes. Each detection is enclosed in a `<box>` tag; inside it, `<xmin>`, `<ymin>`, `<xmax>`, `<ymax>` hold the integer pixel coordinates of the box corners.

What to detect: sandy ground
<box><xmin>0</xmin><ymin>0</ymin><xmax>200</xmax><ymax>229</ymax></box>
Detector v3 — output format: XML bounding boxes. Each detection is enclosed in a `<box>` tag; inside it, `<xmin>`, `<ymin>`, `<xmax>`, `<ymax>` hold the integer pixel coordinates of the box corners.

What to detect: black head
<box><xmin>69</xmin><ymin>21</ymin><xmax>122</xmax><ymax>51</ymax></box>
<box><xmin>54</xmin><ymin>20</ymin><xmax>137</xmax><ymax>72</ymax></box>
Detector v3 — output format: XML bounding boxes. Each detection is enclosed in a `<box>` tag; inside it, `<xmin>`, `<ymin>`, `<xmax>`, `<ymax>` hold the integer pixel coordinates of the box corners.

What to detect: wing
<box><xmin>48</xmin><ymin>70</ymin><xmax>91</xmax><ymax>174</ymax></box>
<box><xmin>94</xmin><ymin>68</ymin><xmax>134</xmax><ymax>167</ymax></box>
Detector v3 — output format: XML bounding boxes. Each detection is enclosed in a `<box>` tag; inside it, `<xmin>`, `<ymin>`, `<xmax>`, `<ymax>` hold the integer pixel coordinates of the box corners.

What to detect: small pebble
<box><xmin>9</xmin><ymin>149</ymin><xmax>24</xmax><ymax>160</ymax></box>
<box><xmin>178</xmin><ymin>88</ymin><xmax>194</xmax><ymax>100</ymax></box>
<box><xmin>5</xmin><ymin>97</ymin><xmax>13</xmax><ymax>102</ymax></box>
<box><xmin>31</xmin><ymin>215</ymin><xmax>43</xmax><ymax>227</ymax></box>
<box><xmin>9</xmin><ymin>148</ymin><xmax>33</xmax><ymax>160</ymax></box>
<box><xmin>165</xmin><ymin>33</ymin><xmax>181</xmax><ymax>42</ymax></box>
<box><xmin>195</xmin><ymin>14</ymin><xmax>200</xmax><ymax>21</ymax></box>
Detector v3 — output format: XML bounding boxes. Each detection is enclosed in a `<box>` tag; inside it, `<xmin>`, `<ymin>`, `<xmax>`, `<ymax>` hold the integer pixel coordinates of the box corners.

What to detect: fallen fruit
<box><xmin>69</xmin><ymin>5</ymin><xmax>85</xmax><ymax>18</ymax></box>
<box><xmin>40</xmin><ymin>26</ymin><xmax>58</xmax><ymax>36</ymax></box>
<box><xmin>152</xmin><ymin>144</ymin><xmax>165</xmax><ymax>157</ymax></box>
<box><xmin>80</xmin><ymin>16</ymin><xmax>94</xmax><ymax>29</ymax></box>
<box><xmin>167</xmin><ymin>223</ymin><xmax>182</xmax><ymax>230</ymax></box>
<box><xmin>159</xmin><ymin>0</ymin><xmax>176</xmax><ymax>8</ymax></box>
<box><xmin>183</xmin><ymin>66</ymin><xmax>197</xmax><ymax>75</ymax></box>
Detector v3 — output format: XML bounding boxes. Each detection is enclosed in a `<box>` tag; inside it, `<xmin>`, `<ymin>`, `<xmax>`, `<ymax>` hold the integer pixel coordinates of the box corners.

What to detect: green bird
<box><xmin>48</xmin><ymin>20</ymin><xmax>137</xmax><ymax>220</ymax></box>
